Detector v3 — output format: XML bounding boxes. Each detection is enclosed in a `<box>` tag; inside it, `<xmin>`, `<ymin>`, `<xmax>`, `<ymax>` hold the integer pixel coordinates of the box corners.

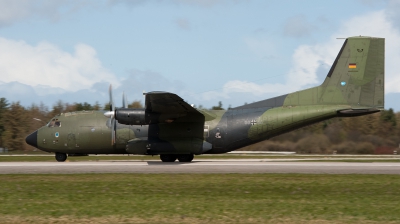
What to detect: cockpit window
<box><xmin>48</xmin><ymin>119</ymin><xmax>61</xmax><ymax>127</ymax></box>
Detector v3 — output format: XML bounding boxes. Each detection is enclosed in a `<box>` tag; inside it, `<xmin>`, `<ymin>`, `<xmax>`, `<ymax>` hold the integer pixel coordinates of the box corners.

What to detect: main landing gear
<box><xmin>177</xmin><ymin>154</ymin><xmax>194</xmax><ymax>162</ymax></box>
<box><xmin>160</xmin><ymin>154</ymin><xmax>194</xmax><ymax>163</ymax></box>
<box><xmin>55</xmin><ymin>152</ymin><xmax>67</xmax><ymax>162</ymax></box>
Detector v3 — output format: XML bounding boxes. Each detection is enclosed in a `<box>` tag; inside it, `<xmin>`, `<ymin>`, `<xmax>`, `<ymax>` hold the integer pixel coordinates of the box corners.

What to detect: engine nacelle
<box><xmin>115</xmin><ymin>108</ymin><xmax>146</xmax><ymax>125</ymax></box>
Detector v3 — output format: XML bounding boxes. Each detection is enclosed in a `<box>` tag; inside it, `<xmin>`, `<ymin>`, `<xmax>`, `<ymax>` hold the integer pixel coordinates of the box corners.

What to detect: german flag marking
<box><xmin>349</xmin><ymin>63</ymin><xmax>357</xmax><ymax>69</ymax></box>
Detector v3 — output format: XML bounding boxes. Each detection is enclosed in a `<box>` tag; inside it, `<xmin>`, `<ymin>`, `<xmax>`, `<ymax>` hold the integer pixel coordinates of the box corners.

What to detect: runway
<box><xmin>1</xmin><ymin>160</ymin><xmax>400</xmax><ymax>174</ymax></box>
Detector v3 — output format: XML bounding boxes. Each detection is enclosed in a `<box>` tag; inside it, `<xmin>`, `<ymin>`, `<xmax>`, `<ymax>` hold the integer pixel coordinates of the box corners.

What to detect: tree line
<box><xmin>0</xmin><ymin>97</ymin><xmax>399</xmax><ymax>154</ymax></box>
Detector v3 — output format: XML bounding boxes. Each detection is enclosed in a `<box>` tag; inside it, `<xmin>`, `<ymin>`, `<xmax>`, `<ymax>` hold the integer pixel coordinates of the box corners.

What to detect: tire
<box><xmin>177</xmin><ymin>154</ymin><xmax>194</xmax><ymax>162</ymax></box>
<box><xmin>55</xmin><ymin>152</ymin><xmax>67</xmax><ymax>162</ymax></box>
<box><xmin>160</xmin><ymin>154</ymin><xmax>177</xmax><ymax>162</ymax></box>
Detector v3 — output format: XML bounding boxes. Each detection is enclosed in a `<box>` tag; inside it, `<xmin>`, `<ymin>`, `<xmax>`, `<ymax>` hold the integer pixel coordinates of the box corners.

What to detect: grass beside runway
<box><xmin>0</xmin><ymin>174</ymin><xmax>399</xmax><ymax>223</ymax></box>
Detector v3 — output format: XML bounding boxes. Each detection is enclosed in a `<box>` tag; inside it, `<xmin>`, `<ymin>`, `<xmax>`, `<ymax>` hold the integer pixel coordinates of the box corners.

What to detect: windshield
<box><xmin>47</xmin><ymin>119</ymin><xmax>61</xmax><ymax>127</ymax></box>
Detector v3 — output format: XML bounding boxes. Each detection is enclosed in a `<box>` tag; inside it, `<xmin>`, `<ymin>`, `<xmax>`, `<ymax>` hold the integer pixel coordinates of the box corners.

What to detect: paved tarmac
<box><xmin>0</xmin><ymin>160</ymin><xmax>400</xmax><ymax>174</ymax></box>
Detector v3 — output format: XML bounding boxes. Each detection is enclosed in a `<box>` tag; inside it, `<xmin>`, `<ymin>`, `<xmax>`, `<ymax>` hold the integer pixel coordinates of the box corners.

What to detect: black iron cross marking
<box><xmin>250</xmin><ymin>119</ymin><xmax>257</xmax><ymax>125</ymax></box>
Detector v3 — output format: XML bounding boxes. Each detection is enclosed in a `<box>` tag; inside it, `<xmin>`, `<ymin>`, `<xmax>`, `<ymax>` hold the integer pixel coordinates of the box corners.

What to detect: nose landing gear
<box><xmin>55</xmin><ymin>152</ymin><xmax>67</xmax><ymax>162</ymax></box>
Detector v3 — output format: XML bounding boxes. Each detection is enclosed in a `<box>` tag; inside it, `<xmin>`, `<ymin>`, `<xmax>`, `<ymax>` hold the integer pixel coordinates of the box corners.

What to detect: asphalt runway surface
<box><xmin>1</xmin><ymin>160</ymin><xmax>400</xmax><ymax>174</ymax></box>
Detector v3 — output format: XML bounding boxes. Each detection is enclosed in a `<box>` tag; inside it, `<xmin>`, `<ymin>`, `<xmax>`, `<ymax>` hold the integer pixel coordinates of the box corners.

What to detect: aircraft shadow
<box><xmin>146</xmin><ymin>161</ymin><xmax>200</xmax><ymax>165</ymax></box>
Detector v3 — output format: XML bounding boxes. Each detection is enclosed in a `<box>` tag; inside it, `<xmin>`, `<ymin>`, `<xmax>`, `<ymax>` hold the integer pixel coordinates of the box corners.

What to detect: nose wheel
<box><xmin>55</xmin><ymin>152</ymin><xmax>67</xmax><ymax>162</ymax></box>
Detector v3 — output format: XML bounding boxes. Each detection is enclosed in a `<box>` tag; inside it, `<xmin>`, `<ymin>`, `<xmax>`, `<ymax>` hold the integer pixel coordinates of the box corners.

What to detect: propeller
<box><xmin>103</xmin><ymin>85</ymin><xmax>132</xmax><ymax>145</ymax></box>
<box><xmin>104</xmin><ymin>85</ymin><xmax>116</xmax><ymax>145</ymax></box>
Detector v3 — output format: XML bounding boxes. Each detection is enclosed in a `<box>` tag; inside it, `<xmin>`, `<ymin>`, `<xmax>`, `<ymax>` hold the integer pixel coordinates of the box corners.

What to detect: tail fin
<box><xmin>320</xmin><ymin>36</ymin><xmax>384</xmax><ymax>108</ymax></box>
<box><xmin>284</xmin><ymin>36</ymin><xmax>385</xmax><ymax>109</ymax></box>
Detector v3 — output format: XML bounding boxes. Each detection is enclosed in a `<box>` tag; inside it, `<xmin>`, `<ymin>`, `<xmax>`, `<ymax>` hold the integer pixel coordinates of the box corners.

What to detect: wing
<box><xmin>145</xmin><ymin>92</ymin><xmax>207</xmax><ymax>154</ymax></box>
<box><xmin>145</xmin><ymin>92</ymin><xmax>204</xmax><ymax>119</ymax></box>
<box><xmin>145</xmin><ymin>91</ymin><xmax>200</xmax><ymax>114</ymax></box>
<box><xmin>145</xmin><ymin>91</ymin><xmax>217</xmax><ymax>122</ymax></box>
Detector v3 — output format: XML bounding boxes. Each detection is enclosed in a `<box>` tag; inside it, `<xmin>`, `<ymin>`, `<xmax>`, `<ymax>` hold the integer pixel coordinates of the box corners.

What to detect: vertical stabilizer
<box><xmin>282</xmin><ymin>36</ymin><xmax>384</xmax><ymax>109</ymax></box>
<box><xmin>318</xmin><ymin>36</ymin><xmax>385</xmax><ymax>108</ymax></box>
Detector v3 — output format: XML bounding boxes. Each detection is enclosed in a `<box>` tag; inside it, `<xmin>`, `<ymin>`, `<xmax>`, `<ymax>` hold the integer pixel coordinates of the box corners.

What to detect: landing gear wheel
<box><xmin>177</xmin><ymin>154</ymin><xmax>194</xmax><ymax>162</ymax></box>
<box><xmin>160</xmin><ymin>154</ymin><xmax>177</xmax><ymax>162</ymax></box>
<box><xmin>55</xmin><ymin>152</ymin><xmax>67</xmax><ymax>162</ymax></box>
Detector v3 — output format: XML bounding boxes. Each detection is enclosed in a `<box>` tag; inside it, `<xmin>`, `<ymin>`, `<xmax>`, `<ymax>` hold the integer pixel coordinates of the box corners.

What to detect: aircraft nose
<box><xmin>25</xmin><ymin>130</ymin><xmax>38</xmax><ymax>148</ymax></box>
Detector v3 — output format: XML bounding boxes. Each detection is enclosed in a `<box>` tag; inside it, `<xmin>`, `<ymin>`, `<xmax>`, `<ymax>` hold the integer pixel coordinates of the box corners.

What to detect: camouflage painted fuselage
<box><xmin>32</xmin><ymin>36</ymin><xmax>385</xmax><ymax>155</ymax></box>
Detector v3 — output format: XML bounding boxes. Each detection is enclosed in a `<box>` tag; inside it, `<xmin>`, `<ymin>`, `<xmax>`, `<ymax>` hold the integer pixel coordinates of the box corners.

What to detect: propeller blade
<box><xmin>122</xmin><ymin>92</ymin><xmax>128</xmax><ymax>109</ymax></box>
<box><xmin>104</xmin><ymin>84</ymin><xmax>115</xmax><ymax>118</ymax></box>
<box><xmin>109</xmin><ymin>84</ymin><xmax>115</xmax><ymax>112</ymax></box>
<box><xmin>111</xmin><ymin>117</ymin><xmax>116</xmax><ymax>145</ymax></box>
<box><xmin>104</xmin><ymin>84</ymin><xmax>117</xmax><ymax>145</ymax></box>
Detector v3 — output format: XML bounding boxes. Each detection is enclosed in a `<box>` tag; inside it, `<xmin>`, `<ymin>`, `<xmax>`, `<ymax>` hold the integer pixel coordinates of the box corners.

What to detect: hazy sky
<box><xmin>0</xmin><ymin>0</ymin><xmax>399</xmax><ymax>111</ymax></box>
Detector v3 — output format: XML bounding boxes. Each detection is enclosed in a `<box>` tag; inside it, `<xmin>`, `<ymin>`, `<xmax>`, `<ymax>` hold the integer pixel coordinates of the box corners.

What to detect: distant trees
<box><xmin>103</xmin><ymin>100</ymin><xmax>143</xmax><ymax>110</ymax></box>
<box><xmin>75</xmin><ymin>102</ymin><xmax>95</xmax><ymax>111</ymax></box>
<box><xmin>128</xmin><ymin>101</ymin><xmax>143</xmax><ymax>109</ymax></box>
<box><xmin>103</xmin><ymin>102</ymin><xmax>111</xmax><ymax>111</ymax></box>
<box><xmin>211</xmin><ymin>101</ymin><xmax>224</xmax><ymax>110</ymax></box>
<box><xmin>0</xmin><ymin>98</ymin><xmax>9</xmax><ymax>148</ymax></box>
<box><xmin>210</xmin><ymin>101</ymin><xmax>231</xmax><ymax>110</ymax></box>
<box><xmin>381</xmin><ymin>108</ymin><xmax>397</xmax><ymax>126</ymax></box>
<box><xmin>2</xmin><ymin>102</ymin><xmax>29</xmax><ymax>151</ymax></box>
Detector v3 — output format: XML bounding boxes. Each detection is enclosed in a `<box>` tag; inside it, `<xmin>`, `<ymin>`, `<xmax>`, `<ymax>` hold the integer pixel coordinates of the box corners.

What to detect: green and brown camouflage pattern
<box><xmin>26</xmin><ymin>36</ymin><xmax>385</xmax><ymax>157</ymax></box>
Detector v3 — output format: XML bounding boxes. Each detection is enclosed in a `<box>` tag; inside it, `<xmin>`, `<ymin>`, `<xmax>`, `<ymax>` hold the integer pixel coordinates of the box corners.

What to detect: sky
<box><xmin>0</xmin><ymin>0</ymin><xmax>399</xmax><ymax>111</ymax></box>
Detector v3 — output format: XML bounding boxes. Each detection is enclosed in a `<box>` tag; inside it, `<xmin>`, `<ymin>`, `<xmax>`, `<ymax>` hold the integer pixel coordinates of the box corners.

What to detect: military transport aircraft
<box><xmin>26</xmin><ymin>36</ymin><xmax>385</xmax><ymax>162</ymax></box>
